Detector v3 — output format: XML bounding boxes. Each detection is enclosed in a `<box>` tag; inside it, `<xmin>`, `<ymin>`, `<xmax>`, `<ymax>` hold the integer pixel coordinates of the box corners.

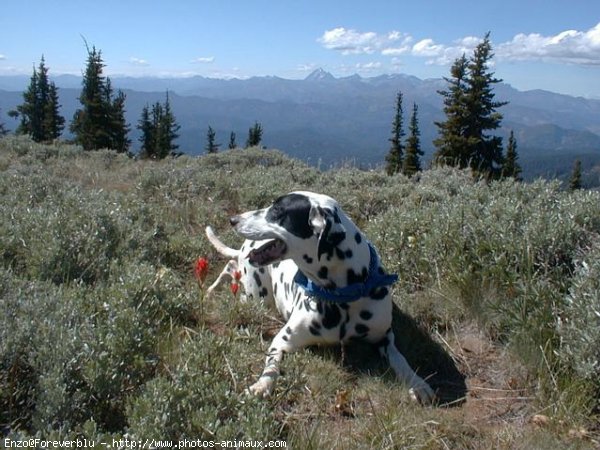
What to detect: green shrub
<box><xmin>559</xmin><ymin>243</ymin><xmax>600</xmax><ymax>409</ymax></box>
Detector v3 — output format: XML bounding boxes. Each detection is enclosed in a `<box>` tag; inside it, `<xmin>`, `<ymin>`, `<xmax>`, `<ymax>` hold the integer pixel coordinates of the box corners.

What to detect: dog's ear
<box><xmin>309</xmin><ymin>205</ymin><xmax>346</xmax><ymax>261</ymax></box>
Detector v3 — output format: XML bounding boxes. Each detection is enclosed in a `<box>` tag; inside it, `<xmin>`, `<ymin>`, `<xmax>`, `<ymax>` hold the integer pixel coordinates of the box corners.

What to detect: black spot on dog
<box><xmin>266</xmin><ymin>193</ymin><xmax>313</xmax><ymax>239</ymax></box>
<box><xmin>322</xmin><ymin>303</ymin><xmax>341</xmax><ymax>329</ymax></box>
<box><xmin>311</xmin><ymin>320</ymin><xmax>322</xmax><ymax>330</ymax></box>
<box><xmin>339</xmin><ymin>322</ymin><xmax>346</xmax><ymax>340</ymax></box>
<box><xmin>303</xmin><ymin>254</ymin><xmax>313</xmax><ymax>264</ymax></box>
<box><xmin>333</xmin><ymin>208</ymin><xmax>342</xmax><ymax>224</ymax></box>
<box><xmin>253</xmin><ymin>272</ymin><xmax>262</xmax><ymax>287</ymax></box>
<box><xmin>335</xmin><ymin>248</ymin><xmax>346</xmax><ymax>260</ymax></box>
<box><xmin>280</xmin><ymin>272</ymin><xmax>284</xmax><ymax>283</ymax></box>
<box><xmin>355</xmin><ymin>323</ymin><xmax>370</xmax><ymax>335</ymax></box>
<box><xmin>282</xmin><ymin>335</ymin><xmax>289</xmax><ymax>341</ymax></box>
<box><xmin>316</xmin><ymin>301</ymin><xmax>324</xmax><ymax>314</ymax></box>
<box><xmin>286</xmin><ymin>326</ymin><xmax>292</xmax><ymax>334</ymax></box>
<box><xmin>249</xmin><ymin>241</ymin><xmax>256</xmax><ymax>248</ymax></box>
<box><xmin>347</xmin><ymin>267</ymin><xmax>368</xmax><ymax>285</ymax></box>
<box><xmin>274</xmin><ymin>284</ymin><xmax>278</xmax><ymax>295</ymax></box>
<box><xmin>345</xmin><ymin>249</ymin><xmax>353</xmax><ymax>259</ymax></box>
<box><xmin>259</xmin><ymin>267</ymin><xmax>265</xmax><ymax>274</ymax></box>
<box><xmin>369</xmin><ymin>287</ymin><xmax>389</xmax><ymax>300</ymax></box>
<box><xmin>359</xmin><ymin>310</ymin><xmax>373</xmax><ymax>320</ymax></box>
<box><xmin>243</xmin><ymin>267</ymin><xmax>247</xmax><ymax>275</ymax></box>
<box><xmin>260</xmin><ymin>287</ymin><xmax>268</xmax><ymax>297</ymax></box>
<box><xmin>355</xmin><ymin>232</ymin><xmax>362</xmax><ymax>244</ymax></box>
<box><xmin>318</xmin><ymin>266</ymin><xmax>328</xmax><ymax>279</ymax></box>
<box><xmin>284</xmin><ymin>282</ymin><xmax>290</xmax><ymax>295</ymax></box>
<box><xmin>309</xmin><ymin>326</ymin><xmax>321</xmax><ymax>336</ymax></box>
<box><xmin>272</xmin><ymin>262</ymin><xmax>280</xmax><ymax>268</ymax></box>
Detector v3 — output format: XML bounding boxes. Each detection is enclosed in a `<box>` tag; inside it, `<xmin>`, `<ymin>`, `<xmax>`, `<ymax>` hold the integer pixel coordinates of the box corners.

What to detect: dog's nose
<box><xmin>229</xmin><ymin>216</ymin><xmax>240</xmax><ymax>227</ymax></box>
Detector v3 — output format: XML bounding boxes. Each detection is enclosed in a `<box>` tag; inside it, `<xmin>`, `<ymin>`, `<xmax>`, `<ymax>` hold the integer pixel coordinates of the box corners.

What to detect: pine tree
<box><xmin>43</xmin><ymin>82</ymin><xmax>65</xmax><ymax>141</ymax></box>
<box><xmin>434</xmin><ymin>34</ymin><xmax>507</xmax><ymax>178</ymax></box>
<box><xmin>0</xmin><ymin>109</ymin><xmax>8</xmax><ymax>136</ymax></box>
<box><xmin>71</xmin><ymin>46</ymin><xmax>130</xmax><ymax>151</ymax></box>
<box><xmin>228</xmin><ymin>131</ymin><xmax>237</xmax><ymax>149</ymax></box>
<box><xmin>206</xmin><ymin>126</ymin><xmax>219</xmax><ymax>153</ymax></box>
<box><xmin>245</xmin><ymin>121</ymin><xmax>263</xmax><ymax>148</ymax></box>
<box><xmin>158</xmin><ymin>92</ymin><xmax>180</xmax><ymax>158</ymax></box>
<box><xmin>109</xmin><ymin>90</ymin><xmax>131</xmax><ymax>153</ymax></box>
<box><xmin>14</xmin><ymin>56</ymin><xmax>64</xmax><ymax>142</ymax></box>
<box><xmin>433</xmin><ymin>55</ymin><xmax>470</xmax><ymax>168</ymax></box>
<box><xmin>569</xmin><ymin>159</ymin><xmax>582</xmax><ymax>191</ymax></box>
<box><xmin>385</xmin><ymin>92</ymin><xmax>405</xmax><ymax>175</ymax></box>
<box><xmin>402</xmin><ymin>103</ymin><xmax>423</xmax><ymax>177</ymax></box>
<box><xmin>502</xmin><ymin>130</ymin><xmax>522</xmax><ymax>180</ymax></box>
<box><xmin>464</xmin><ymin>33</ymin><xmax>507</xmax><ymax>177</ymax></box>
<box><xmin>136</xmin><ymin>92</ymin><xmax>180</xmax><ymax>159</ymax></box>
<box><xmin>137</xmin><ymin>105</ymin><xmax>154</xmax><ymax>158</ymax></box>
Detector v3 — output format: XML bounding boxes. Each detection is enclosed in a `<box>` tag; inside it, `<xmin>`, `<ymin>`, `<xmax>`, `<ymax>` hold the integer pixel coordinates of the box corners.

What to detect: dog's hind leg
<box><xmin>378</xmin><ymin>328</ymin><xmax>436</xmax><ymax>405</ymax></box>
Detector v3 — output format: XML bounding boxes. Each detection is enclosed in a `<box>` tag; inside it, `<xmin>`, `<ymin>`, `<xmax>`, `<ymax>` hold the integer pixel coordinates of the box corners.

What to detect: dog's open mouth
<box><xmin>248</xmin><ymin>239</ymin><xmax>287</xmax><ymax>266</ymax></box>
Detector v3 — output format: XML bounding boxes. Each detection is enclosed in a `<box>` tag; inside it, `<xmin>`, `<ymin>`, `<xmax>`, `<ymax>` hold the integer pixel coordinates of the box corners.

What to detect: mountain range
<box><xmin>1</xmin><ymin>69</ymin><xmax>599</xmax><ymax>180</ymax></box>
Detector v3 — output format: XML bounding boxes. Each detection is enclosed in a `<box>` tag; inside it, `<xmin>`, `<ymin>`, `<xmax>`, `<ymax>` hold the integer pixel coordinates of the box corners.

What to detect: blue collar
<box><xmin>293</xmin><ymin>243</ymin><xmax>399</xmax><ymax>303</ymax></box>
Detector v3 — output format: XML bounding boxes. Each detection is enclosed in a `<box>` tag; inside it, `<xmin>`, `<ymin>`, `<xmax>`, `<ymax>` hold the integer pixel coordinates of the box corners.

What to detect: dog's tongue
<box><xmin>248</xmin><ymin>240</ymin><xmax>286</xmax><ymax>266</ymax></box>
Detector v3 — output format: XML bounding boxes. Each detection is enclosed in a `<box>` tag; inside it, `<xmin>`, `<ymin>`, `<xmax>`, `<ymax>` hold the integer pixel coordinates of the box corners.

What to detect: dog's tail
<box><xmin>205</xmin><ymin>226</ymin><xmax>240</xmax><ymax>259</ymax></box>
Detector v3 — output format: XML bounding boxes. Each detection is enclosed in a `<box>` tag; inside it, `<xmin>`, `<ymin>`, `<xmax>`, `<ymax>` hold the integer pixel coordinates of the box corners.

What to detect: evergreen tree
<box><xmin>464</xmin><ymin>33</ymin><xmax>507</xmax><ymax>177</ymax></box>
<box><xmin>228</xmin><ymin>131</ymin><xmax>237</xmax><ymax>149</ymax></box>
<box><xmin>569</xmin><ymin>159</ymin><xmax>582</xmax><ymax>191</ymax></box>
<box><xmin>71</xmin><ymin>46</ymin><xmax>129</xmax><ymax>151</ymax></box>
<box><xmin>14</xmin><ymin>56</ymin><xmax>64</xmax><ymax>142</ymax></box>
<box><xmin>136</xmin><ymin>92</ymin><xmax>180</xmax><ymax>159</ymax></box>
<box><xmin>137</xmin><ymin>105</ymin><xmax>154</xmax><ymax>158</ymax></box>
<box><xmin>402</xmin><ymin>103</ymin><xmax>423</xmax><ymax>177</ymax></box>
<box><xmin>433</xmin><ymin>55</ymin><xmax>470</xmax><ymax>168</ymax></box>
<box><xmin>245</xmin><ymin>121</ymin><xmax>263</xmax><ymax>148</ymax></box>
<box><xmin>206</xmin><ymin>126</ymin><xmax>219</xmax><ymax>153</ymax></box>
<box><xmin>158</xmin><ymin>92</ymin><xmax>180</xmax><ymax>158</ymax></box>
<box><xmin>43</xmin><ymin>82</ymin><xmax>65</xmax><ymax>141</ymax></box>
<box><xmin>109</xmin><ymin>90</ymin><xmax>131</xmax><ymax>153</ymax></box>
<box><xmin>0</xmin><ymin>109</ymin><xmax>8</xmax><ymax>136</ymax></box>
<box><xmin>385</xmin><ymin>92</ymin><xmax>405</xmax><ymax>175</ymax></box>
<box><xmin>502</xmin><ymin>130</ymin><xmax>522</xmax><ymax>180</ymax></box>
<box><xmin>434</xmin><ymin>34</ymin><xmax>507</xmax><ymax>178</ymax></box>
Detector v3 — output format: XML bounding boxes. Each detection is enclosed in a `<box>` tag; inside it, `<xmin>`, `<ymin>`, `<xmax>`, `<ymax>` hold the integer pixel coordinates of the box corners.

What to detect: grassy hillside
<box><xmin>1</xmin><ymin>136</ymin><xmax>599</xmax><ymax>448</ymax></box>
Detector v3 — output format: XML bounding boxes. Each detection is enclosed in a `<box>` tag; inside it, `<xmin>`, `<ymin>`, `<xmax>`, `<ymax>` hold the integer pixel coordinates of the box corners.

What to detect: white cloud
<box><xmin>320</xmin><ymin>22</ymin><xmax>600</xmax><ymax>67</ymax></box>
<box><xmin>318</xmin><ymin>27</ymin><xmax>408</xmax><ymax>55</ymax></box>
<box><xmin>129</xmin><ymin>57</ymin><xmax>149</xmax><ymax>66</ymax></box>
<box><xmin>497</xmin><ymin>22</ymin><xmax>600</xmax><ymax>65</ymax></box>
<box><xmin>0</xmin><ymin>54</ymin><xmax>6</xmax><ymax>61</ymax></box>
<box><xmin>296</xmin><ymin>63</ymin><xmax>319</xmax><ymax>73</ymax></box>
<box><xmin>191</xmin><ymin>56</ymin><xmax>215</xmax><ymax>63</ymax></box>
<box><xmin>355</xmin><ymin>61</ymin><xmax>382</xmax><ymax>71</ymax></box>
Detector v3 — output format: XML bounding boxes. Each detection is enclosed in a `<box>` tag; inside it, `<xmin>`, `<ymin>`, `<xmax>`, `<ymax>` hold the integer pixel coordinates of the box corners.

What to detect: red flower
<box><xmin>230</xmin><ymin>282</ymin><xmax>240</xmax><ymax>296</ymax></box>
<box><xmin>233</xmin><ymin>270</ymin><xmax>242</xmax><ymax>282</ymax></box>
<box><xmin>194</xmin><ymin>257</ymin><xmax>209</xmax><ymax>284</ymax></box>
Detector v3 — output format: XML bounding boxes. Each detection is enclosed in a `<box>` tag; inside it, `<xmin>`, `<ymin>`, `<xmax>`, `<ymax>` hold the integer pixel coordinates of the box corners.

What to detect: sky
<box><xmin>1</xmin><ymin>1</ymin><xmax>600</xmax><ymax>98</ymax></box>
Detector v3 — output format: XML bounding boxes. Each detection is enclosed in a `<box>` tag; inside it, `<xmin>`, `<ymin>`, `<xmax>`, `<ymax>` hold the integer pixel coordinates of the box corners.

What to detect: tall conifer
<box><xmin>71</xmin><ymin>46</ymin><xmax>129</xmax><ymax>152</ymax></box>
<box><xmin>502</xmin><ymin>130</ymin><xmax>521</xmax><ymax>180</ymax></box>
<box><xmin>14</xmin><ymin>56</ymin><xmax>64</xmax><ymax>142</ymax></box>
<box><xmin>402</xmin><ymin>103</ymin><xmax>423</xmax><ymax>177</ymax></box>
<box><xmin>385</xmin><ymin>92</ymin><xmax>405</xmax><ymax>175</ymax></box>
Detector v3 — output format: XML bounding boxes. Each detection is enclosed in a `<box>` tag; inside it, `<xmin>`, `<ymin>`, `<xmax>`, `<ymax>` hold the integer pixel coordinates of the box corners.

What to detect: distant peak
<box><xmin>305</xmin><ymin>68</ymin><xmax>335</xmax><ymax>82</ymax></box>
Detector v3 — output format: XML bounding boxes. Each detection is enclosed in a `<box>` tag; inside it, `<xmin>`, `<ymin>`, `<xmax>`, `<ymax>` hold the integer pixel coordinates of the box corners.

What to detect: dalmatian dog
<box><xmin>206</xmin><ymin>191</ymin><xmax>435</xmax><ymax>404</ymax></box>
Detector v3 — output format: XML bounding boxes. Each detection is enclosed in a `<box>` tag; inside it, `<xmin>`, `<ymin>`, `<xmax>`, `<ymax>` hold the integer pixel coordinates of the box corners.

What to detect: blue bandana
<box><xmin>293</xmin><ymin>243</ymin><xmax>399</xmax><ymax>303</ymax></box>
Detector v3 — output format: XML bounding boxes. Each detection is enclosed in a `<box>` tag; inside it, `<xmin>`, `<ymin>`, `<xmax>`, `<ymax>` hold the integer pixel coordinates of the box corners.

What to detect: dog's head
<box><xmin>230</xmin><ymin>192</ymin><xmax>363</xmax><ymax>274</ymax></box>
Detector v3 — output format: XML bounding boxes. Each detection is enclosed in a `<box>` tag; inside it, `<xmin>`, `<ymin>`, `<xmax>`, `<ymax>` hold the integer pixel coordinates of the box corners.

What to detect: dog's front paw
<box><xmin>248</xmin><ymin>378</ymin><xmax>273</xmax><ymax>398</ymax></box>
<box><xmin>409</xmin><ymin>381</ymin><xmax>436</xmax><ymax>405</ymax></box>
